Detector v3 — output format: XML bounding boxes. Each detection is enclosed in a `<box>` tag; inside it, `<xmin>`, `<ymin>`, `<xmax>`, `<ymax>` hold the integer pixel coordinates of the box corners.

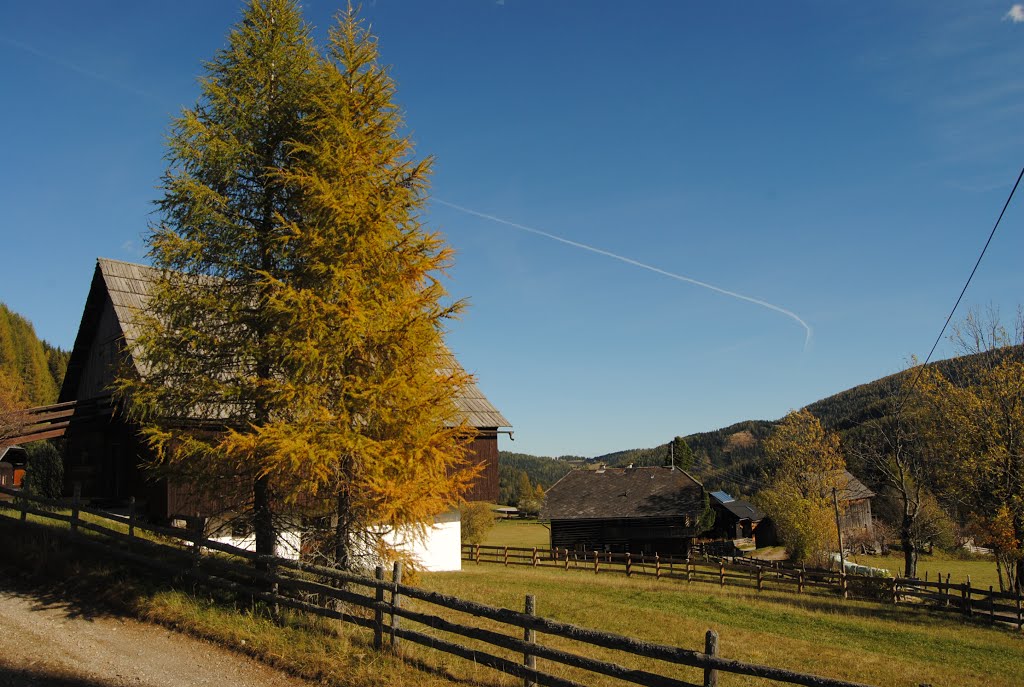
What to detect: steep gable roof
<box><xmin>541</xmin><ymin>466</ymin><xmax>704</xmax><ymax>521</ymax></box>
<box><xmin>61</xmin><ymin>258</ymin><xmax>509</xmax><ymax>429</ymax></box>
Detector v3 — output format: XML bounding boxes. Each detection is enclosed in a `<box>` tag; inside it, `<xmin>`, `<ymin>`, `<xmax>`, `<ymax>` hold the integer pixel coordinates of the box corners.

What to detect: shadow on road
<box><xmin>0</xmin><ymin>661</ymin><xmax>122</xmax><ymax>687</ymax></box>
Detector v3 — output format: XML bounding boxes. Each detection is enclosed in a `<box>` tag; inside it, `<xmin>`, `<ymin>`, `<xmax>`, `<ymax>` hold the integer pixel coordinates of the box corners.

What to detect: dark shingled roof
<box><xmin>720</xmin><ymin>499</ymin><xmax>765</xmax><ymax>522</ymax></box>
<box><xmin>540</xmin><ymin>466</ymin><xmax>704</xmax><ymax>521</ymax></box>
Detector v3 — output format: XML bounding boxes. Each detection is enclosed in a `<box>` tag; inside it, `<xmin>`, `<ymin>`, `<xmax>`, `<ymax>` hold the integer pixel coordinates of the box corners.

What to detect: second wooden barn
<box><xmin>540</xmin><ymin>465</ymin><xmax>708</xmax><ymax>556</ymax></box>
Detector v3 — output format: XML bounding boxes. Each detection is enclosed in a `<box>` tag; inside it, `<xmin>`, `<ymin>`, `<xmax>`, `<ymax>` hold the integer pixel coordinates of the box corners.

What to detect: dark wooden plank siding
<box><xmin>74</xmin><ymin>297</ymin><xmax>124</xmax><ymax>401</ymax></box>
<box><xmin>462</xmin><ymin>430</ymin><xmax>499</xmax><ymax>503</ymax></box>
<box><xmin>551</xmin><ymin>517</ymin><xmax>696</xmax><ymax>555</ymax></box>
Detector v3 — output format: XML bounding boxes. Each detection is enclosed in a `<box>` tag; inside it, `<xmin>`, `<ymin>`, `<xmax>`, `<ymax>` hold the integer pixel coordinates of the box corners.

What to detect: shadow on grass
<box><xmin>0</xmin><ymin>516</ymin><xmax>510</xmax><ymax>687</ymax></box>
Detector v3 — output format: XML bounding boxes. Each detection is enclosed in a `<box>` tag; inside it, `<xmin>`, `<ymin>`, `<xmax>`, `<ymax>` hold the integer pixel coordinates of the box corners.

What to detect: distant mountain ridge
<box><xmin>499</xmin><ymin>346</ymin><xmax>1024</xmax><ymax>500</ymax></box>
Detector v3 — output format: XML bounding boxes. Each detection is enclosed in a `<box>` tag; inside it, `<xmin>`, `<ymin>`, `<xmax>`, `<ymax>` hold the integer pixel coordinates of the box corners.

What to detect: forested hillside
<box><xmin>0</xmin><ymin>303</ymin><xmax>69</xmax><ymax>406</ymax></box>
<box><xmin>500</xmin><ymin>346</ymin><xmax>1024</xmax><ymax>500</ymax></box>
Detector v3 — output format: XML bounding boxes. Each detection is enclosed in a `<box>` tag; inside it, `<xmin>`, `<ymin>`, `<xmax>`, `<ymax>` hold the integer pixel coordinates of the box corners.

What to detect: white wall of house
<box><xmin>203</xmin><ymin>510</ymin><xmax>462</xmax><ymax>571</ymax></box>
<box><xmin>208</xmin><ymin>528</ymin><xmax>302</xmax><ymax>561</ymax></box>
<box><xmin>381</xmin><ymin>509</ymin><xmax>462</xmax><ymax>572</ymax></box>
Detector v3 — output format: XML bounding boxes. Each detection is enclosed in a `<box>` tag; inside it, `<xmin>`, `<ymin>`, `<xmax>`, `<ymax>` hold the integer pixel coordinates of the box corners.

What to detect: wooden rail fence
<box><xmin>463</xmin><ymin>544</ymin><xmax>1024</xmax><ymax>630</ymax></box>
<box><xmin>0</xmin><ymin>485</ymin><xmax>931</xmax><ymax>686</ymax></box>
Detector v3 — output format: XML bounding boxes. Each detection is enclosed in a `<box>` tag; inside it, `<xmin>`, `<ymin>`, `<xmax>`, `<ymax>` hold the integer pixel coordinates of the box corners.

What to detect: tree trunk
<box><xmin>253</xmin><ymin>474</ymin><xmax>274</xmax><ymax>567</ymax></box>
<box><xmin>335</xmin><ymin>487</ymin><xmax>352</xmax><ymax>570</ymax></box>
<box><xmin>901</xmin><ymin>515</ymin><xmax>917</xmax><ymax>579</ymax></box>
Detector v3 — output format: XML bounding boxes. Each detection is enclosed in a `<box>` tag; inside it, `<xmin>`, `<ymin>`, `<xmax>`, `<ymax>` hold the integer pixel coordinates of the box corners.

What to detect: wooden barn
<box><xmin>837</xmin><ymin>470</ymin><xmax>875</xmax><ymax>539</ymax></box>
<box><xmin>55</xmin><ymin>258</ymin><xmax>510</xmax><ymax>568</ymax></box>
<box><xmin>540</xmin><ymin>466</ymin><xmax>707</xmax><ymax>556</ymax></box>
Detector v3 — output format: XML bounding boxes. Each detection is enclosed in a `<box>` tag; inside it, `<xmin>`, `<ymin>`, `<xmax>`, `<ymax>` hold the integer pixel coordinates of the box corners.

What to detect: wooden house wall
<box><xmin>62</xmin><ymin>413</ymin><xmax>152</xmax><ymax>506</ymax></box>
<box><xmin>840</xmin><ymin>498</ymin><xmax>873</xmax><ymax>537</ymax></box>
<box><xmin>74</xmin><ymin>297</ymin><xmax>123</xmax><ymax>401</ymax></box>
<box><xmin>551</xmin><ymin>517</ymin><xmax>696</xmax><ymax>555</ymax></box>
<box><xmin>462</xmin><ymin>430</ymin><xmax>499</xmax><ymax>503</ymax></box>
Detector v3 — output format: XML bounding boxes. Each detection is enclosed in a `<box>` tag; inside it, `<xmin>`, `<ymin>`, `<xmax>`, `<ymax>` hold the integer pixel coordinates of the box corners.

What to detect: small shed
<box><xmin>540</xmin><ymin>466</ymin><xmax>706</xmax><ymax>555</ymax></box>
<box><xmin>708</xmin><ymin>491</ymin><xmax>776</xmax><ymax>547</ymax></box>
<box><xmin>0</xmin><ymin>446</ymin><xmax>27</xmax><ymax>489</ymax></box>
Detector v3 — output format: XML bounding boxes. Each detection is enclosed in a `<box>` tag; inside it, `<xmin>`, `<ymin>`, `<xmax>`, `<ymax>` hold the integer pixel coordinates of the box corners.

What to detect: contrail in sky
<box><xmin>0</xmin><ymin>35</ymin><xmax>159</xmax><ymax>102</ymax></box>
<box><xmin>434</xmin><ymin>198</ymin><xmax>813</xmax><ymax>350</ymax></box>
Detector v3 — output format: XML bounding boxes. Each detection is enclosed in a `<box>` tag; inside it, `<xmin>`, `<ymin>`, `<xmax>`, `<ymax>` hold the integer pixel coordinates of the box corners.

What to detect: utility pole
<box><xmin>832</xmin><ymin>487</ymin><xmax>846</xmax><ymax>573</ymax></box>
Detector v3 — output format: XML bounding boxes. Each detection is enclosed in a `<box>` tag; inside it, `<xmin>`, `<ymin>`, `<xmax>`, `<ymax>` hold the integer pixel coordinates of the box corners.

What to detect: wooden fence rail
<box><xmin>0</xmin><ymin>485</ymin><xmax>906</xmax><ymax>686</ymax></box>
<box><xmin>462</xmin><ymin>544</ymin><xmax>1024</xmax><ymax>631</ymax></box>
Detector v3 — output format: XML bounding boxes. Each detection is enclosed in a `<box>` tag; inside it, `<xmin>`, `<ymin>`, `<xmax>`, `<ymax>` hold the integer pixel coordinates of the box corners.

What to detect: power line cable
<box><xmin>903</xmin><ymin>165</ymin><xmax>1024</xmax><ymax>396</ymax></box>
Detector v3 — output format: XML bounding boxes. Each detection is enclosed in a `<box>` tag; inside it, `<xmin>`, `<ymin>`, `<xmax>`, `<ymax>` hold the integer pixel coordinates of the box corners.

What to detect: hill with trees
<box><xmin>499</xmin><ymin>345</ymin><xmax>1024</xmax><ymax>500</ymax></box>
<box><xmin>0</xmin><ymin>303</ymin><xmax>69</xmax><ymax>407</ymax></box>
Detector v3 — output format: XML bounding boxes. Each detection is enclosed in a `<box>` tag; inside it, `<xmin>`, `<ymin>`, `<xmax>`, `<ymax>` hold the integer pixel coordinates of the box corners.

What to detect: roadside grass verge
<box><xmin>0</xmin><ymin>513</ymin><xmax>477</xmax><ymax>687</ymax></box>
<box><xmin>422</xmin><ymin>563</ymin><xmax>1024</xmax><ymax>687</ymax></box>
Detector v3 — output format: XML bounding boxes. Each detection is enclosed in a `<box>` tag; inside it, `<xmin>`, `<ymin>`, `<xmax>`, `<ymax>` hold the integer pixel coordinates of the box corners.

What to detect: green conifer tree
<box><xmin>121</xmin><ymin>0</ymin><xmax>320</xmax><ymax>558</ymax></box>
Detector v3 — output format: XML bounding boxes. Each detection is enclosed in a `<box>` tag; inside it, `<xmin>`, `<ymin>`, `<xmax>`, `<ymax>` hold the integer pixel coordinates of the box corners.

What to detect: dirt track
<box><xmin>0</xmin><ymin>587</ymin><xmax>312</xmax><ymax>687</ymax></box>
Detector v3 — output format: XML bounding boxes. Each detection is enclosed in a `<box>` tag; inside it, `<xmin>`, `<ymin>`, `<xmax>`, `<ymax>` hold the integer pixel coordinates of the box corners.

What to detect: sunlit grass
<box><xmin>422</xmin><ymin>562</ymin><xmax>1024</xmax><ymax>687</ymax></box>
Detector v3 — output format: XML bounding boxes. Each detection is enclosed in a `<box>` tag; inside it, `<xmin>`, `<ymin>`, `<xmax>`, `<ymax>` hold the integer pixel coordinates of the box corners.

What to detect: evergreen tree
<box><xmin>259</xmin><ymin>8</ymin><xmax>477</xmax><ymax>567</ymax></box>
<box><xmin>122</xmin><ymin>0</ymin><xmax>321</xmax><ymax>558</ymax></box>
<box><xmin>123</xmin><ymin>2</ymin><xmax>476</xmax><ymax>569</ymax></box>
<box><xmin>0</xmin><ymin>303</ymin><xmax>60</xmax><ymax>406</ymax></box>
<box><xmin>664</xmin><ymin>435</ymin><xmax>695</xmax><ymax>470</ymax></box>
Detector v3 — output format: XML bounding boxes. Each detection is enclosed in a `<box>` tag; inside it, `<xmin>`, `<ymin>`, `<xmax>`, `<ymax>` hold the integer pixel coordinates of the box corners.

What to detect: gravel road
<box><xmin>0</xmin><ymin>588</ymin><xmax>313</xmax><ymax>687</ymax></box>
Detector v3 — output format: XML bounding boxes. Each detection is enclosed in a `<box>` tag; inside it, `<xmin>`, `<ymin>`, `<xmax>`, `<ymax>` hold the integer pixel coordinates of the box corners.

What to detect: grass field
<box><xmin>847</xmin><ymin>550</ymin><xmax>1001</xmax><ymax>589</ymax></box>
<box><xmin>422</xmin><ymin>562</ymin><xmax>1024</xmax><ymax>687</ymax></box>
<box><xmin>483</xmin><ymin>519</ymin><xmax>550</xmax><ymax>548</ymax></box>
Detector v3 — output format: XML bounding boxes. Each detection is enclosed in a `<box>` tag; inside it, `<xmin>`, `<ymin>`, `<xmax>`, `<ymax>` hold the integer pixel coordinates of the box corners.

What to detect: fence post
<box><xmin>374</xmin><ymin>565</ymin><xmax>385</xmax><ymax>650</ymax></box>
<box><xmin>594</xmin><ymin>551</ymin><xmax>600</xmax><ymax>575</ymax></box>
<box><xmin>989</xmin><ymin>586</ymin><xmax>995</xmax><ymax>624</ymax></box>
<box><xmin>655</xmin><ymin>553</ymin><xmax>661</xmax><ymax>580</ymax></box>
<box><xmin>626</xmin><ymin>553</ymin><xmax>632</xmax><ymax>577</ymax></box>
<box><xmin>475</xmin><ymin>544</ymin><xmax>481</xmax><ymax>564</ymax></box>
<box><xmin>504</xmin><ymin>546</ymin><xmax>509</xmax><ymax>567</ymax></box>
<box><xmin>798</xmin><ymin>568</ymin><xmax>805</xmax><ymax>594</ymax></box>
<box><xmin>523</xmin><ymin>595</ymin><xmax>537</xmax><ymax>687</ymax></box>
<box><xmin>841</xmin><ymin>572</ymin><xmax>848</xmax><ymax>600</ymax></box>
<box><xmin>564</xmin><ymin>548</ymin><xmax>570</xmax><ymax>570</ymax></box>
<box><xmin>1016</xmin><ymin>589</ymin><xmax>1022</xmax><ymax>631</ymax></box>
<box><xmin>70</xmin><ymin>483</ymin><xmax>81</xmax><ymax>536</ymax></box>
<box><xmin>18</xmin><ymin>476</ymin><xmax>28</xmax><ymax>523</ymax></box>
<box><xmin>190</xmin><ymin>517</ymin><xmax>204</xmax><ymax>569</ymax></box>
<box><xmin>532</xmin><ymin>547</ymin><xmax>538</xmax><ymax>568</ymax></box>
<box><xmin>686</xmin><ymin>555</ymin><xmax>692</xmax><ymax>584</ymax></box>
<box><xmin>719</xmin><ymin>560</ymin><xmax>725</xmax><ymax>587</ymax></box>
<box><xmin>703</xmin><ymin>630</ymin><xmax>719</xmax><ymax>687</ymax></box>
<box><xmin>891</xmin><ymin>577</ymin><xmax>898</xmax><ymax>605</ymax></box>
<box><xmin>127</xmin><ymin>496</ymin><xmax>136</xmax><ymax>539</ymax></box>
<box><xmin>965</xmin><ymin>576</ymin><xmax>973</xmax><ymax>617</ymax></box>
<box><xmin>756</xmin><ymin>566</ymin><xmax>763</xmax><ymax>592</ymax></box>
<box><xmin>391</xmin><ymin>562</ymin><xmax>403</xmax><ymax>652</ymax></box>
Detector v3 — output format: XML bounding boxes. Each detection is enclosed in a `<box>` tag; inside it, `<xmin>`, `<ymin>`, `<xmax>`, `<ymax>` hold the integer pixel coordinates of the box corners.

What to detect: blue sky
<box><xmin>1</xmin><ymin>2</ymin><xmax>1022</xmax><ymax>457</ymax></box>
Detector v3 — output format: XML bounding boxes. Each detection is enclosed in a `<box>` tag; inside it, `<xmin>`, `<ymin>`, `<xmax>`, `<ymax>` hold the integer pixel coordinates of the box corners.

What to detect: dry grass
<box><xmin>421</xmin><ymin>563</ymin><xmax>1024</xmax><ymax>687</ymax></box>
<box><xmin>482</xmin><ymin>519</ymin><xmax>549</xmax><ymax>548</ymax></box>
